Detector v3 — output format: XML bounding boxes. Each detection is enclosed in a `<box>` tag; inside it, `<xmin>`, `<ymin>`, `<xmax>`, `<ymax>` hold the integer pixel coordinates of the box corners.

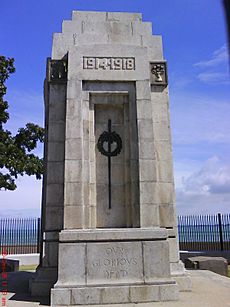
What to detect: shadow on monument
<box><xmin>0</xmin><ymin>271</ymin><xmax>50</xmax><ymax>305</ymax></box>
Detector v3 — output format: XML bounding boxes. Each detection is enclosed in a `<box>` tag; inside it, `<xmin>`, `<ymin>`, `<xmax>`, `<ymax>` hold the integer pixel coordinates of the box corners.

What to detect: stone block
<box><xmin>47</xmin><ymin>162</ymin><xmax>64</xmax><ymax>184</ymax></box>
<box><xmin>66</xmin><ymin>118</ymin><xmax>82</xmax><ymax>139</ymax></box>
<box><xmin>136</xmin><ymin>99</ymin><xmax>153</xmax><ymax>119</ymax></box>
<box><xmin>83</xmin><ymin>140</ymin><xmax>89</xmax><ymax>161</ymax></box>
<box><xmin>78</xmin><ymin>33</ymin><xmax>109</xmax><ymax>45</ymax></box>
<box><xmin>139</xmin><ymin>181</ymin><xmax>155</xmax><ymax>204</ymax></box>
<box><xmin>96</xmin><ymin>163</ymin><xmax>124</xmax><ymax>184</ymax></box>
<box><xmin>59</xmin><ymin>228</ymin><xmax>168</xmax><ymax>242</ymax></box>
<box><xmin>49</xmin><ymin>91</ymin><xmax>66</xmax><ymax>122</ymax></box>
<box><xmin>58</xmin><ymin>242</ymin><xmax>86</xmax><ymax>285</ymax></box>
<box><xmin>86</xmin><ymin>241</ymin><xmax>143</xmax><ymax>285</ymax></box>
<box><xmin>52</xmin><ymin>33</ymin><xmax>70</xmax><ymax>59</ymax></box>
<box><xmin>159</xmin><ymin>284</ymin><xmax>179</xmax><ymax>301</ymax></box>
<box><xmin>71</xmin><ymin>287</ymin><xmax>101</xmax><ymax>305</ymax></box>
<box><xmin>136</xmin><ymin>80</ymin><xmax>151</xmax><ymax>100</ymax></box>
<box><xmin>48</xmin><ymin>122</ymin><xmax>65</xmax><ymax>142</ymax></box>
<box><xmin>51</xmin><ymin>288</ymin><xmax>71</xmax><ymax>306</ymax></box>
<box><xmin>67</xmin><ymin>80</ymin><xmax>82</xmax><ymax>100</ymax></box>
<box><xmin>137</xmin><ymin>119</ymin><xmax>154</xmax><ymax>139</ymax></box>
<box><xmin>0</xmin><ymin>259</ymin><xmax>19</xmax><ymax>272</ymax></box>
<box><xmin>65</xmin><ymin>138</ymin><xmax>82</xmax><ymax>160</ymax></box>
<box><xmin>47</xmin><ymin>142</ymin><xmax>65</xmax><ymax>162</ymax></box>
<box><xmin>153</xmin><ymin>121</ymin><xmax>171</xmax><ymax>141</ymax></box>
<box><xmin>101</xmin><ymin>286</ymin><xmax>129</xmax><ymax>304</ymax></box>
<box><xmin>60</xmin><ymin>170</ymin><xmax>77</xmax><ymax>197</ymax></box>
<box><xmin>139</xmin><ymin>159</ymin><xmax>157</xmax><ymax>181</ymax></box>
<box><xmin>45</xmin><ymin>206</ymin><xmax>63</xmax><ymax>231</ymax></box>
<box><xmin>107</xmin><ymin>12</ymin><xmax>142</xmax><ymax>22</ymax></box>
<box><xmin>141</xmin><ymin>204</ymin><xmax>159</xmax><ymax>227</ymax></box>
<box><xmin>168</xmin><ymin>237</ymin><xmax>180</xmax><ymax>263</ymax></box>
<box><xmin>155</xmin><ymin>141</ymin><xmax>172</xmax><ymax>161</ymax></box>
<box><xmin>185</xmin><ymin>256</ymin><xmax>228</xmax><ymax>276</ymax></box>
<box><xmin>157</xmin><ymin>160</ymin><xmax>174</xmax><ymax>182</ymax></box>
<box><xmin>72</xmin><ymin>11</ymin><xmax>107</xmax><ymax>22</ymax></box>
<box><xmin>132</xmin><ymin>21</ymin><xmax>152</xmax><ymax>36</ymax></box>
<box><xmin>151</xmin><ymin>89</ymin><xmax>169</xmax><ymax>107</ymax></box>
<box><xmin>159</xmin><ymin>204</ymin><xmax>176</xmax><ymax>228</ymax></box>
<box><xmin>46</xmin><ymin>183</ymin><xmax>64</xmax><ymax>205</ymax></box>
<box><xmin>66</xmin><ymin>98</ymin><xmax>82</xmax><ymax>120</ymax></box>
<box><xmin>63</xmin><ymin>21</ymin><xmax>88</xmax><ymax>37</ymax></box>
<box><xmin>47</xmin><ymin>241</ymin><xmax>59</xmax><ymax>267</ymax></box>
<box><xmin>139</xmin><ymin>141</ymin><xmax>155</xmax><ymax>159</ymax></box>
<box><xmin>65</xmin><ymin>160</ymin><xmax>82</xmax><ymax>182</ymax></box>
<box><xmin>130</xmin><ymin>285</ymin><xmax>160</xmax><ymax>302</ymax></box>
<box><xmin>64</xmin><ymin>205</ymin><xmax>83</xmax><ymax>229</ymax></box>
<box><xmin>152</xmin><ymin>100</ymin><xmax>169</xmax><ymax>123</ymax></box>
<box><xmin>84</xmin><ymin>205</ymin><xmax>96</xmax><ymax>228</ymax></box>
<box><xmin>82</xmin><ymin>21</ymin><xmax>110</xmax><ymax>36</ymax></box>
<box><xmin>143</xmin><ymin>241</ymin><xmax>171</xmax><ymax>280</ymax></box>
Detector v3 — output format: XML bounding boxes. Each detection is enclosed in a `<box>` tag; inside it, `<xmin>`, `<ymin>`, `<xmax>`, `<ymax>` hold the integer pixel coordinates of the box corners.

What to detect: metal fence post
<box><xmin>217</xmin><ymin>213</ymin><xmax>224</xmax><ymax>251</ymax></box>
<box><xmin>37</xmin><ymin>218</ymin><xmax>41</xmax><ymax>253</ymax></box>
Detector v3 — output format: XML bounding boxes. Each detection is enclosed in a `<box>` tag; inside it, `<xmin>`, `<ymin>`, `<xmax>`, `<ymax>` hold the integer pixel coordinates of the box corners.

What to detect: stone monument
<box><xmin>30</xmin><ymin>10</ymin><xmax>191</xmax><ymax>305</ymax></box>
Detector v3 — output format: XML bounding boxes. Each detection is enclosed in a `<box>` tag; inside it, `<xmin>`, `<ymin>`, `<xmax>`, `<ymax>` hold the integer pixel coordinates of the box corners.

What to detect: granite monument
<box><xmin>30</xmin><ymin>10</ymin><xmax>191</xmax><ymax>305</ymax></box>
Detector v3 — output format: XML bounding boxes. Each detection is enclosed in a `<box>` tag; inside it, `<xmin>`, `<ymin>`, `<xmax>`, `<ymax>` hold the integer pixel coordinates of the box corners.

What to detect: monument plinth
<box><xmin>30</xmin><ymin>10</ymin><xmax>191</xmax><ymax>305</ymax></box>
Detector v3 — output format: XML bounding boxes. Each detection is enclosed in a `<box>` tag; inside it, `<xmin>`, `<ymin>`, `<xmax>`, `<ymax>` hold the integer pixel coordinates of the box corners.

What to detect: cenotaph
<box><xmin>30</xmin><ymin>10</ymin><xmax>191</xmax><ymax>305</ymax></box>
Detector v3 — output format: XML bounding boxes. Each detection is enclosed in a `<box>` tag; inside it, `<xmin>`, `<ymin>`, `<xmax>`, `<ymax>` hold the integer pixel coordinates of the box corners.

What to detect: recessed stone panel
<box><xmin>87</xmin><ymin>242</ymin><xmax>143</xmax><ymax>285</ymax></box>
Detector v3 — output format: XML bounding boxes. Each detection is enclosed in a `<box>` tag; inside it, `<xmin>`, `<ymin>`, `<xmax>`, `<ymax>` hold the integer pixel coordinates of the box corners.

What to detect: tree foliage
<box><xmin>0</xmin><ymin>56</ymin><xmax>44</xmax><ymax>190</ymax></box>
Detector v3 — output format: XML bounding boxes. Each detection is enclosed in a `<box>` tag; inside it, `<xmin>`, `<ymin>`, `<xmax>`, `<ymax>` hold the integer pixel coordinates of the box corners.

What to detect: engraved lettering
<box><xmin>105</xmin><ymin>269</ymin><xmax>128</xmax><ymax>279</ymax></box>
<box><xmin>83</xmin><ymin>57</ymin><xmax>135</xmax><ymax>71</ymax></box>
<box><xmin>105</xmin><ymin>247</ymin><xmax>124</xmax><ymax>255</ymax></box>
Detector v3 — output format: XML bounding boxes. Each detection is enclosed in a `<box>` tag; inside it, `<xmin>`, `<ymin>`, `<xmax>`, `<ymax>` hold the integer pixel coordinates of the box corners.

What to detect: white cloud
<box><xmin>194</xmin><ymin>45</ymin><xmax>228</xmax><ymax>68</ymax></box>
<box><xmin>175</xmin><ymin>157</ymin><xmax>230</xmax><ymax>214</ymax></box>
<box><xmin>193</xmin><ymin>45</ymin><xmax>229</xmax><ymax>85</ymax></box>
<box><xmin>197</xmin><ymin>72</ymin><xmax>229</xmax><ymax>84</ymax></box>
<box><xmin>181</xmin><ymin>156</ymin><xmax>230</xmax><ymax>195</ymax></box>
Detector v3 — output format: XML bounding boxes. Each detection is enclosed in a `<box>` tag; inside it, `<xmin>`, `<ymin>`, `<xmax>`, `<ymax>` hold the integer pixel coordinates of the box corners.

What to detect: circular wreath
<box><xmin>97</xmin><ymin>131</ymin><xmax>122</xmax><ymax>157</ymax></box>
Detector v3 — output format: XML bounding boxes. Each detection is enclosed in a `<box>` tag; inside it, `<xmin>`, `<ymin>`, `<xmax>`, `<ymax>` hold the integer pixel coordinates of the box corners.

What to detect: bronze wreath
<box><xmin>97</xmin><ymin>131</ymin><xmax>122</xmax><ymax>157</ymax></box>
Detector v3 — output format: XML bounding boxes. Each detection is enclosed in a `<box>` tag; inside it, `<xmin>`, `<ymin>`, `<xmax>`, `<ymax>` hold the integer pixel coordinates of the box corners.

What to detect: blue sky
<box><xmin>0</xmin><ymin>0</ymin><xmax>229</xmax><ymax>217</ymax></box>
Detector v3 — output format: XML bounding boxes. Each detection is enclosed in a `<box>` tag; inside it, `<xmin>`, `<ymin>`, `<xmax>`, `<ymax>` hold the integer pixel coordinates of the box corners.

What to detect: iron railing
<box><xmin>0</xmin><ymin>214</ymin><xmax>229</xmax><ymax>254</ymax></box>
<box><xmin>0</xmin><ymin>218</ymin><xmax>40</xmax><ymax>254</ymax></box>
<box><xmin>178</xmin><ymin>213</ymin><xmax>230</xmax><ymax>251</ymax></box>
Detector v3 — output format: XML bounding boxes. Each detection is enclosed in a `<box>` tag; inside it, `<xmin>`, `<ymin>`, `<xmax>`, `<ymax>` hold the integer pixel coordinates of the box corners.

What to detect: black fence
<box><xmin>0</xmin><ymin>218</ymin><xmax>40</xmax><ymax>255</ymax></box>
<box><xmin>0</xmin><ymin>214</ymin><xmax>229</xmax><ymax>254</ymax></box>
<box><xmin>178</xmin><ymin>213</ymin><xmax>230</xmax><ymax>251</ymax></box>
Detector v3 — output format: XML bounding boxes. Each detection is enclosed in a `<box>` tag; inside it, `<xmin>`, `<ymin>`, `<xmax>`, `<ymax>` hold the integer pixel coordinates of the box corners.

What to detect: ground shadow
<box><xmin>0</xmin><ymin>271</ymin><xmax>50</xmax><ymax>306</ymax></box>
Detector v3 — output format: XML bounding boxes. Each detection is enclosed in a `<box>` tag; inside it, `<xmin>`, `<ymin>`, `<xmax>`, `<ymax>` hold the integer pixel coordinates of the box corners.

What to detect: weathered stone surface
<box><xmin>87</xmin><ymin>241</ymin><xmax>143</xmax><ymax>285</ymax></box>
<box><xmin>51</xmin><ymin>288</ymin><xmax>71</xmax><ymax>306</ymax></box>
<box><xmin>143</xmin><ymin>241</ymin><xmax>171</xmax><ymax>280</ymax></box>
<box><xmin>34</xmin><ymin>9</ymin><xmax>191</xmax><ymax>304</ymax></box>
<box><xmin>185</xmin><ymin>256</ymin><xmax>228</xmax><ymax>276</ymax></box>
<box><xmin>57</xmin><ymin>243</ymin><xmax>86</xmax><ymax>285</ymax></box>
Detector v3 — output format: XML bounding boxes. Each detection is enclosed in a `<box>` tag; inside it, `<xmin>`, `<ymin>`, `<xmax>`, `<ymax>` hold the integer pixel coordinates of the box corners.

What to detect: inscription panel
<box><xmin>87</xmin><ymin>242</ymin><xmax>143</xmax><ymax>285</ymax></box>
<box><xmin>83</xmin><ymin>57</ymin><xmax>135</xmax><ymax>71</ymax></box>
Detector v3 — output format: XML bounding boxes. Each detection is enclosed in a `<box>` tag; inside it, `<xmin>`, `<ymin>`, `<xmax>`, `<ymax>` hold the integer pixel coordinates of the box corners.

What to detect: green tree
<box><xmin>0</xmin><ymin>56</ymin><xmax>44</xmax><ymax>190</ymax></box>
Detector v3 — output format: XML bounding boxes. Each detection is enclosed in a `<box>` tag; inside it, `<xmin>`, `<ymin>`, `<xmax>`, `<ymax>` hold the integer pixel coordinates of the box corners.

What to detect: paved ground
<box><xmin>1</xmin><ymin>270</ymin><xmax>230</xmax><ymax>306</ymax></box>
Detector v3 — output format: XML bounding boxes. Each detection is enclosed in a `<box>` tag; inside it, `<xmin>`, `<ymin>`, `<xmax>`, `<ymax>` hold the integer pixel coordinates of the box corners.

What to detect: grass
<box><xmin>228</xmin><ymin>266</ymin><xmax>230</xmax><ymax>278</ymax></box>
<box><xmin>19</xmin><ymin>264</ymin><xmax>38</xmax><ymax>271</ymax></box>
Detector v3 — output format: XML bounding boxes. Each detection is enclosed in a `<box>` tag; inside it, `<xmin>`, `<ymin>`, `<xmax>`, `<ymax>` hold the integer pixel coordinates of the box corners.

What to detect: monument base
<box><xmin>51</xmin><ymin>228</ymin><xmax>179</xmax><ymax>306</ymax></box>
<box><xmin>30</xmin><ymin>265</ymin><xmax>57</xmax><ymax>296</ymax></box>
